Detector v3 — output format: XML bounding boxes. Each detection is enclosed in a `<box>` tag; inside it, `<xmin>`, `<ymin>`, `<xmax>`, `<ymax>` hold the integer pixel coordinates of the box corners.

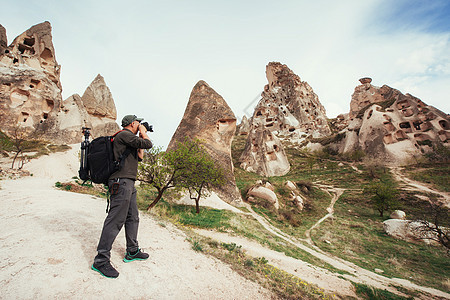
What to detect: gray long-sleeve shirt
<box><xmin>110</xmin><ymin>129</ymin><xmax>153</xmax><ymax>180</ymax></box>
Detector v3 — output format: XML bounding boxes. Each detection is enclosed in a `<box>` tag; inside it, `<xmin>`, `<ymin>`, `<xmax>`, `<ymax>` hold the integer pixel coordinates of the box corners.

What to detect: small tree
<box><xmin>412</xmin><ymin>202</ymin><xmax>449</xmax><ymax>250</ymax></box>
<box><xmin>11</xmin><ymin>125</ymin><xmax>27</xmax><ymax>169</ymax></box>
<box><xmin>306</xmin><ymin>157</ymin><xmax>316</xmax><ymax>174</ymax></box>
<box><xmin>138</xmin><ymin>138</ymin><xmax>226</xmax><ymax>213</ymax></box>
<box><xmin>178</xmin><ymin>141</ymin><xmax>226</xmax><ymax>213</ymax></box>
<box><xmin>139</xmin><ymin>141</ymin><xmax>199</xmax><ymax>211</ymax></box>
<box><xmin>364</xmin><ymin>181</ymin><xmax>399</xmax><ymax>217</ymax></box>
<box><xmin>139</xmin><ymin>146</ymin><xmax>177</xmax><ymax>210</ymax></box>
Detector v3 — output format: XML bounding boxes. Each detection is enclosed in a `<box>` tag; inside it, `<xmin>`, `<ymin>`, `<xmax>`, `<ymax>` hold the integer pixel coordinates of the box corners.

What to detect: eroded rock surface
<box><xmin>335</xmin><ymin>78</ymin><xmax>450</xmax><ymax>164</ymax></box>
<box><xmin>0</xmin><ymin>22</ymin><xmax>62</xmax><ymax>139</ymax></box>
<box><xmin>168</xmin><ymin>80</ymin><xmax>242</xmax><ymax>206</ymax></box>
<box><xmin>236</xmin><ymin>115</ymin><xmax>251</xmax><ymax>135</ymax></box>
<box><xmin>251</xmin><ymin>62</ymin><xmax>331</xmax><ymax>141</ymax></box>
<box><xmin>0</xmin><ymin>23</ymin><xmax>119</xmax><ymax>144</ymax></box>
<box><xmin>240</xmin><ymin>128</ymin><xmax>290</xmax><ymax>177</ymax></box>
<box><xmin>240</xmin><ymin>62</ymin><xmax>332</xmax><ymax>176</ymax></box>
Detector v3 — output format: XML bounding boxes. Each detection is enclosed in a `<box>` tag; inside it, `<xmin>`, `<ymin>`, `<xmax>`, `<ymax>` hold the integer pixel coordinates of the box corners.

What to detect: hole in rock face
<box><xmin>13</xmin><ymin>58</ymin><xmax>18</xmax><ymax>64</ymax></box>
<box><xmin>397</xmin><ymin>100</ymin><xmax>410</xmax><ymax>109</ymax></box>
<box><xmin>367</xmin><ymin>110</ymin><xmax>373</xmax><ymax>119</ymax></box>
<box><xmin>413</xmin><ymin>120</ymin><xmax>422</xmax><ymax>130</ymax></box>
<box><xmin>439</xmin><ymin>120</ymin><xmax>449</xmax><ymax>130</ymax></box>
<box><xmin>40</xmin><ymin>48</ymin><xmax>53</xmax><ymax>62</ymax></box>
<box><xmin>23</xmin><ymin>37</ymin><xmax>35</xmax><ymax>46</ymax></box>
<box><xmin>395</xmin><ymin>130</ymin><xmax>407</xmax><ymax>140</ymax></box>
<box><xmin>400</xmin><ymin>122</ymin><xmax>411</xmax><ymax>129</ymax></box>
<box><xmin>5</xmin><ymin>49</ymin><xmax>10</xmax><ymax>54</ymax></box>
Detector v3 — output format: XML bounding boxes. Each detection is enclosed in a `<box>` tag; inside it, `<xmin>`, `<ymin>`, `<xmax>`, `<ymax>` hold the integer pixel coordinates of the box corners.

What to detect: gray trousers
<box><xmin>94</xmin><ymin>178</ymin><xmax>140</xmax><ymax>265</ymax></box>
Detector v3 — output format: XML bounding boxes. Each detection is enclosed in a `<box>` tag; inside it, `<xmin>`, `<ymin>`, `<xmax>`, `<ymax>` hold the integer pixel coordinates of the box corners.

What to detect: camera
<box><xmin>141</xmin><ymin>121</ymin><xmax>153</xmax><ymax>132</ymax></box>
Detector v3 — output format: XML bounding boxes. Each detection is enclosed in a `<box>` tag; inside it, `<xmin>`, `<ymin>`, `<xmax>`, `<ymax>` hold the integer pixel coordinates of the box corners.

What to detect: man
<box><xmin>92</xmin><ymin>115</ymin><xmax>153</xmax><ymax>278</ymax></box>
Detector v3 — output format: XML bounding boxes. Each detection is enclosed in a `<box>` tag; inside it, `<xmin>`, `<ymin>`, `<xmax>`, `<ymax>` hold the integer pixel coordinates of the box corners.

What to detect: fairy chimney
<box><xmin>168</xmin><ymin>80</ymin><xmax>243</xmax><ymax>206</ymax></box>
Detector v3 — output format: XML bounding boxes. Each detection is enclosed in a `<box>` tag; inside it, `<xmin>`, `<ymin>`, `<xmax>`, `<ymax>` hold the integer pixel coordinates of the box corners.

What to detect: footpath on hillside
<box><xmin>0</xmin><ymin>146</ymin><xmax>271</xmax><ymax>299</ymax></box>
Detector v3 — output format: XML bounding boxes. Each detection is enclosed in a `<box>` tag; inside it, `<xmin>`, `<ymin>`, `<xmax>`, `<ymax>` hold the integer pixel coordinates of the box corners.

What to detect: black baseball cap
<box><xmin>121</xmin><ymin>115</ymin><xmax>144</xmax><ymax>127</ymax></box>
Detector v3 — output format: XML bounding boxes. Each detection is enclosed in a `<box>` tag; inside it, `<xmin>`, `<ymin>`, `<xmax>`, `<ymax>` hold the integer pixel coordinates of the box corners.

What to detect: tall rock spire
<box><xmin>168</xmin><ymin>80</ymin><xmax>242</xmax><ymax>206</ymax></box>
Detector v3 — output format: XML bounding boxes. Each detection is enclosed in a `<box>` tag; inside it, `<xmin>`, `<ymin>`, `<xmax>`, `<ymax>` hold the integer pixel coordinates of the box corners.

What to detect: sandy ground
<box><xmin>0</xmin><ymin>146</ymin><xmax>272</xmax><ymax>300</ymax></box>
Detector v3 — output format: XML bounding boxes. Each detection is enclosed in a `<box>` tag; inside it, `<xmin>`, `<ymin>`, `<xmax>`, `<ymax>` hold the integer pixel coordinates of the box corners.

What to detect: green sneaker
<box><xmin>91</xmin><ymin>262</ymin><xmax>119</xmax><ymax>278</ymax></box>
<box><xmin>123</xmin><ymin>249</ymin><xmax>149</xmax><ymax>263</ymax></box>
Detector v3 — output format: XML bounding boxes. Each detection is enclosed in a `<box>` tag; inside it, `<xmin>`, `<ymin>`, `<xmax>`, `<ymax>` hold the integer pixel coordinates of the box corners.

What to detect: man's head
<box><xmin>121</xmin><ymin>115</ymin><xmax>144</xmax><ymax>134</ymax></box>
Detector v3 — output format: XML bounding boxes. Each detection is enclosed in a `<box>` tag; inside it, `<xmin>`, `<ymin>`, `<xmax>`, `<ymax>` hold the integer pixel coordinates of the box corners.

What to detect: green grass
<box><xmin>353</xmin><ymin>283</ymin><xmax>413</xmax><ymax>300</ymax></box>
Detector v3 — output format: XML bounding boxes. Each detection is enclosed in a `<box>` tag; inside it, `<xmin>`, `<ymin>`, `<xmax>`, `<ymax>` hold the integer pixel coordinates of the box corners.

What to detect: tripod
<box><xmin>79</xmin><ymin>127</ymin><xmax>91</xmax><ymax>181</ymax></box>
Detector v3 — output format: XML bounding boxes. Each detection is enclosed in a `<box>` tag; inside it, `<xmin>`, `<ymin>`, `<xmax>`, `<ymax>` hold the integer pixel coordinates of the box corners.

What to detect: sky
<box><xmin>1</xmin><ymin>0</ymin><xmax>449</xmax><ymax>148</ymax></box>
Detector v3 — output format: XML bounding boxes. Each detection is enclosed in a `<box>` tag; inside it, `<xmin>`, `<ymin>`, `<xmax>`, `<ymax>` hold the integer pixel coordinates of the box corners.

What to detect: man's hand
<box><xmin>139</xmin><ymin>124</ymin><xmax>150</xmax><ymax>140</ymax></box>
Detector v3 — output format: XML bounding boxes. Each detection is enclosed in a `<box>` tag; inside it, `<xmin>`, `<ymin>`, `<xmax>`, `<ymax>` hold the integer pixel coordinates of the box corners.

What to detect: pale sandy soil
<box><xmin>0</xmin><ymin>146</ymin><xmax>272</xmax><ymax>300</ymax></box>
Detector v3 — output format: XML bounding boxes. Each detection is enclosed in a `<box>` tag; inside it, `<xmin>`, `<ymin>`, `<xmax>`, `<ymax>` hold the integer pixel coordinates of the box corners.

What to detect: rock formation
<box><xmin>81</xmin><ymin>74</ymin><xmax>117</xmax><ymax>120</ymax></box>
<box><xmin>240</xmin><ymin>62</ymin><xmax>332</xmax><ymax>177</ymax></box>
<box><xmin>0</xmin><ymin>22</ymin><xmax>63</xmax><ymax>140</ymax></box>
<box><xmin>236</xmin><ymin>115</ymin><xmax>251</xmax><ymax>135</ymax></box>
<box><xmin>0</xmin><ymin>22</ymin><xmax>119</xmax><ymax>144</ymax></box>
<box><xmin>168</xmin><ymin>80</ymin><xmax>243</xmax><ymax>206</ymax></box>
<box><xmin>79</xmin><ymin>74</ymin><xmax>119</xmax><ymax>138</ymax></box>
<box><xmin>250</xmin><ymin>62</ymin><xmax>331</xmax><ymax>141</ymax></box>
<box><xmin>239</xmin><ymin>128</ymin><xmax>290</xmax><ymax>177</ymax></box>
<box><xmin>247</xmin><ymin>182</ymin><xmax>279</xmax><ymax>209</ymax></box>
<box><xmin>0</xmin><ymin>25</ymin><xmax>7</xmax><ymax>56</ymax></box>
<box><xmin>334</xmin><ymin>78</ymin><xmax>450</xmax><ymax>164</ymax></box>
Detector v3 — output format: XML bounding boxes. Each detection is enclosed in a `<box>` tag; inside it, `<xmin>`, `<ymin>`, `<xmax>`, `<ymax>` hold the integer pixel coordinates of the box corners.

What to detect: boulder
<box><xmin>390</xmin><ymin>210</ymin><xmax>406</xmax><ymax>220</ymax></box>
<box><xmin>285</xmin><ymin>180</ymin><xmax>297</xmax><ymax>191</ymax></box>
<box><xmin>247</xmin><ymin>185</ymin><xmax>279</xmax><ymax>209</ymax></box>
<box><xmin>292</xmin><ymin>194</ymin><xmax>304</xmax><ymax>210</ymax></box>
<box><xmin>168</xmin><ymin>80</ymin><xmax>242</xmax><ymax>206</ymax></box>
<box><xmin>383</xmin><ymin>219</ymin><xmax>442</xmax><ymax>244</ymax></box>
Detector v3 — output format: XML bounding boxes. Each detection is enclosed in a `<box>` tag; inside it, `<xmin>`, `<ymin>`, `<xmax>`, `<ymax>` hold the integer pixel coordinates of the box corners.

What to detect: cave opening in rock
<box><xmin>23</xmin><ymin>37</ymin><xmax>35</xmax><ymax>46</ymax></box>
<box><xmin>439</xmin><ymin>120</ymin><xmax>449</xmax><ymax>130</ymax></box>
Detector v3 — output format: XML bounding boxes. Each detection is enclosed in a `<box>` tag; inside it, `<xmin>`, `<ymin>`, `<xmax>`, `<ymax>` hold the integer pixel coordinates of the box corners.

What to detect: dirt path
<box><xmin>391</xmin><ymin>167</ymin><xmax>450</xmax><ymax>208</ymax></box>
<box><xmin>304</xmin><ymin>186</ymin><xmax>344</xmax><ymax>245</ymax></box>
<box><xmin>0</xmin><ymin>146</ymin><xmax>272</xmax><ymax>300</ymax></box>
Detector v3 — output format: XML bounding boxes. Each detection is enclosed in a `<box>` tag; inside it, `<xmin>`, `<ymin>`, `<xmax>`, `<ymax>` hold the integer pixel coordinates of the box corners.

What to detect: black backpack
<box><xmin>79</xmin><ymin>130</ymin><xmax>132</xmax><ymax>185</ymax></box>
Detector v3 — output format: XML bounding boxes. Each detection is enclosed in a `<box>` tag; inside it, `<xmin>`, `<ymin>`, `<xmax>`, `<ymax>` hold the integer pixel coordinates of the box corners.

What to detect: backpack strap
<box><xmin>112</xmin><ymin>130</ymin><xmax>133</xmax><ymax>169</ymax></box>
